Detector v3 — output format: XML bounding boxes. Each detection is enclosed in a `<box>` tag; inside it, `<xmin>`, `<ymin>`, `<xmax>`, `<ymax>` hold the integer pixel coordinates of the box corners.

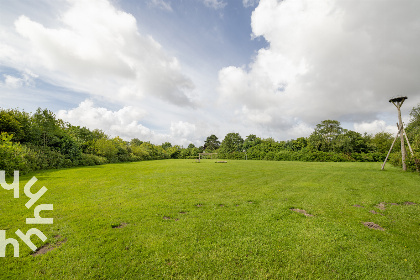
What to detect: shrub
<box><xmin>79</xmin><ymin>153</ymin><xmax>108</xmax><ymax>166</ymax></box>
<box><xmin>0</xmin><ymin>132</ymin><xmax>32</xmax><ymax>175</ymax></box>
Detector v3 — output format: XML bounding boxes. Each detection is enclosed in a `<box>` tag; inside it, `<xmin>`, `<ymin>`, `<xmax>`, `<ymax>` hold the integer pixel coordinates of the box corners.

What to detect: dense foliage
<box><xmin>1</xmin><ymin>105</ymin><xmax>419</xmax><ymax>175</ymax></box>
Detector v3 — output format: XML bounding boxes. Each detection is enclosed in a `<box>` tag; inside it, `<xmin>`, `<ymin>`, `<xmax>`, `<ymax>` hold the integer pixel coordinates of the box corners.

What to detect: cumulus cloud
<box><xmin>353</xmin><ymin>120</ymin><xmax>396</xmax><ymax>136</ymax></box>
<box><xmin>57</xmin><ymin>100</ymin><xmax>201</xmax><ymax>146</ymax></box>
<box><xmin>57</xmin><ymin>99</ymin><xmax>150</xmax><ymax>139</ymax></box>
<box><xmin>218</xmin><ymin>0</ymin><xmax>420</xmax><ymax>135</ymax></box>
<box><xmin>3</xmin><ymin>0</ymin><xmax>194</xmax><ymax>107</ymax></box>
<box><xmin>170</xmin><ymin>121</ymin><xmax>196</xmax><ymax>138</ymax></box>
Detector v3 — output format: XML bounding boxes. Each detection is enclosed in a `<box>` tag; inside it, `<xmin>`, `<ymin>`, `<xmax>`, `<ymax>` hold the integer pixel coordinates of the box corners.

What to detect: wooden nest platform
<box><xmin>389</xmin><ymin>96</ymin><xmax>407</xmax><ymax>103</ymax></box>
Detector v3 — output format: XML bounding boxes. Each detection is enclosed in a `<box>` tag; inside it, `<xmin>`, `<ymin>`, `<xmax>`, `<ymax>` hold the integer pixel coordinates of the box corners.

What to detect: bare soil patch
<box><xmin>291</xmin><ymin>208</ymin><xmax>314</xmax><ymax>217</ymax></box>
<box><xmin>363</xmin><ymin>222</ymin><xmax>385</xmax><ymax>231</ymax></box>
<box><xmin>376</xmin><ymin>203</ymin><xmax>386</xmax><ymax>211</ymax></box>
<box><xmin>31</xmin><ymin>236</ymin><xmax>67</xmax><ymax>256</ymax></box>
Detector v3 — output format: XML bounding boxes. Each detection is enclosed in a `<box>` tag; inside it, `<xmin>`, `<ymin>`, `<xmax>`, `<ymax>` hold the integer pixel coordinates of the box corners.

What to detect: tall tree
<box><xmin>308</xmin><ymin>120</ymin><xmax>343</xmax><ymax>152</ymax></box>
<box><xmin>220</xmin><ymin>133</ymin><xmax>244</xmax><ymax>154</ymax></box>
<box><xmin>130</xmin><ymin>138</ymin><xmax>143</xmax><ymax>147</ymax></box>
<box><xmin>203</xmin><ymin>134</ymin><xmax>220</xmax><ymax>152</ymax></box>
<box><xmin>161</xmin><ymin>142</ymin><xmax>172</xmax><ymax>150</ymax></box>
<box><xmin>0</xmin><ymin>109</ymin><xmax>32</xmax><ymax>143</ymax></box>
<box><xmin>243</xmin><ymin>134</ymin><xmax>261</xmax><ymax>150</ymax></box>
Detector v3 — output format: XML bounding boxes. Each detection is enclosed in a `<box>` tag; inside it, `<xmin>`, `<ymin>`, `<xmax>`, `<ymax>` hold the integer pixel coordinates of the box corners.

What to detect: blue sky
<box><xmin>1</xmin><ymin>0</ymin><xmax>420</xmax><ymax>146</ymax></box>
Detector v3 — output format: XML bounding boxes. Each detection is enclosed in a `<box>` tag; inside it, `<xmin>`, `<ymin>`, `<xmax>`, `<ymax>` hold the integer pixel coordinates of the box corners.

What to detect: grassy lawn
<box><xmin>1</xmin><ymin>159</ymin><xmax>419</xmax><ymax>279</ymax></box>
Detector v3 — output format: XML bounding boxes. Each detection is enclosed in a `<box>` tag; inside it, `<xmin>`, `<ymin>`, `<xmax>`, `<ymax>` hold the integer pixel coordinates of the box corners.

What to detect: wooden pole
<box><xmin>381</xmin><ymin>124</ymin><xmax>403</xmax><ymax>170</ymax></box>
<box><xmin>391</xmin><ymin>99</ymin><xmax>407</xmax><ymax>171</ymax></box>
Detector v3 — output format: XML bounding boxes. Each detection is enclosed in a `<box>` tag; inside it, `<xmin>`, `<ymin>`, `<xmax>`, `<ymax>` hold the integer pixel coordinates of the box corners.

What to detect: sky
<box><xmin>1</xmin><ymin>0</ymin><xmax>420</xmax><ymax>147</ymax></box>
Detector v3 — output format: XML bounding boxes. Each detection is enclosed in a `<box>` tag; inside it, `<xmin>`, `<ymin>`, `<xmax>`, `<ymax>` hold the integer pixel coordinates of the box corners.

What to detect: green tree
<box><xmin>243</xmin><ymin>134</ymin><xmax>261</xmax><ymax>150</ymax></box>
<box><xmin>130</xmin><ymin>138</ymin><xmax>143</xmax><ymax>147</ymax></box>
<box><xmin>162</xmin><ymin>142</ymin><xmax>172</xmax><ymax>150</ymax></box>
<box><xmin>285</xmin><ymin>137</ymin><xmax>307</xmax><ymax>151</ymax></box>
<box><xmin>203</xmin><ymin>135</ymin><xmax>220</xmax><ymax>152</ymax></box>
<box><xmin>0</xmin><ymin>109</ymin><xmax>33</xmax><ymax>143</ymax></box>
<box><xmin>371</xmin><ymin>132</ymin><xmax>394</xmax><ymax>154</ymax></box>
<box><xmin>308</xmin><ymin>120</ymin><xmax>343</xmax><ymax>152</ymax></box>
<box><xmin>220</xmin><ymin>133</ymin><xmax>244</xmax><ymax>154</ymax></box>
<box><xmin>333</xmin><ymin>130</ymin><xmax>368</xmax><ymax>153</ymax></box>
<box><xmin>406</xmin><ymin>104</ymin><xmax>420</xmax><ymax>151</ymax></box>
<box><xmin>0</xmin><ymin>132</ymin><xmax>32</xmax><ymax>175</ymax></box>
<box><xmin>94</xmin><ymin>138</ymin><xmax>118</xmax><ymax>160</ymax></box>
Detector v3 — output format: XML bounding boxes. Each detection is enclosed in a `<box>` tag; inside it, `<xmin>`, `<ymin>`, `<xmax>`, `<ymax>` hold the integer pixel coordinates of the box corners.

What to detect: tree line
<box><xmin>1</xmin><ymin>105</ymin><xmax>419</xmax><ymax>175</ymax></box>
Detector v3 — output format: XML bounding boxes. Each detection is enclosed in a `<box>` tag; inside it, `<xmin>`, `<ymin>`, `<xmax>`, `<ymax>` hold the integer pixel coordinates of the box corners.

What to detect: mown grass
<box><xmin>1</xmin><ymin>160</ymin><xmax>419</xmax><ymax>279</ymax></box>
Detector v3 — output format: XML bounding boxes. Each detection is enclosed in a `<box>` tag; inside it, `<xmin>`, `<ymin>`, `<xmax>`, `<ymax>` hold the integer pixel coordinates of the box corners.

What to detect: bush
<box><xmin>0</xmin><ymin>132</ymin><xmax>32</xmax><ymax>175</ymax></box>
<box><xmin>25</xmin><ymin>144</ymin><xmax>69</xmax><ymax>170</ymax></box>
<box><xmin>79</xmin><ymin>153</ymin><xmax>108</xmax><ymax>166</ymax></box>
<box><xmin>406</xmin><ymin>152</ymin><xmax>420</xmax><ymax>172</ymax></box>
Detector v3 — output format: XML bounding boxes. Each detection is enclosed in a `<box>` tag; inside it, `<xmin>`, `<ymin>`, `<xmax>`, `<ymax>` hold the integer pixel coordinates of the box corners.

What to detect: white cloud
<box><xmin>57</xmin><ymin>99</ymin><xmax>150</xmax><ymax>139</ymax></box>
<box><xmin>1</xmin><ymin>70</ymin><xmax>37</xmax><ymax>88</ymax></box>
<box><xmin>354</xmin><ymin>120</ymin><xmax>396</xmax><ymax>136</ymax></box>
<box><xmin>243</xmin><ymin>0</ymin><xmax>258</xmax><ymax>8</ymax></box>
<box><xmin>218</xmin><ymin>0</ymin><xmax>420</xmax><ymax>135</ymax></box>
<box><xmin>170</xmin><ymin>121</ymin><xmax>196</xmax><ymax>138</ymax></box>
<box><xmin>203</xmin><ymin>0</ymin><xmax>227</xmax><ymax>10</ymax></box>
<box><xmin>148</xmin><ymin>0</ymin><xmax>173</xmax><ymax>12</ymax></box>
<box><xmin>57</xmin><ymin>100</ymin><xmax>202</xmax><ymax>146</ymax></box>
<box><xmin>3</xmin><ymin>75</ymin><xmax>24</xmax><ymax>88</ymax></box>
<box><xmin>2</xmin><ymin>0</ymin><xmax>194</xmax><ymax>107</ymax></box>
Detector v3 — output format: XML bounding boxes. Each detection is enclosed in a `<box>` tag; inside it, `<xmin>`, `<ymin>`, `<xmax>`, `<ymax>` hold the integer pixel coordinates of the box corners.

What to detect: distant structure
<box><xmin>196</xmin><ymin>153</ymin><xmax>217</xmax><ymax>163</ymax></box>
<box><xmin>381</xmin><ymin>96</ymin><xmax>416</xmax><ymax>171</ymax></box>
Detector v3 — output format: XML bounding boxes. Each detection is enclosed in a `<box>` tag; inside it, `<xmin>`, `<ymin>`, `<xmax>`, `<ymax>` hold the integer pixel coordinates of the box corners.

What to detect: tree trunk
<box><xmin>397</xmin><ymin>107</ymin><xmax>407</xmax><ymax>171</ymax></box>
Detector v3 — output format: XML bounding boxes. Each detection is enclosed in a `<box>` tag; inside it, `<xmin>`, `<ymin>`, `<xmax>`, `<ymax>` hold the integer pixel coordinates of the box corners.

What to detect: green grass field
<box><xmin>1</xmin><ymin>160</ymin><xmax>419</xmax><ymax>279</ymax></box>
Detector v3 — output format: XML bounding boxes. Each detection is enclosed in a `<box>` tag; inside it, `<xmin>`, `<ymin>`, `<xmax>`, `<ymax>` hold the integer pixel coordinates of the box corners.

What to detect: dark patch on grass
<box><xmin>291</xmin><ymin>208</ymin><xmax>314</xmax><ymax>217</ymax></box>
<box><xmin>31</xmin><ymin>237</ymin><xmax>67</xmax><ymax>256</ymax></box>
<box><xmin>111</xmin><ymin>223</ymin><xmax>127</xmax><ymax>228</ymax></box>
<box><xmin>363</xmin><ymin>222</ymin><xmax>385</xmax><ymax>231</ymax></box>
<box><xmin>352</xmin><ymin>204</ymin><xmax>364</xmax><ymax>208</ymax></box>
<box><xmin>163</xmin><ymin>216</ymin><xmax>179</xmax><ymax>221</ymax></box>
<box><xmin>404</xmin><ymin>201</ymin><xmax>417</xmax><ymax>205</ymax></box>
<box><xmin>195</xmin><ymin>204</ymin><xmax>203</xmax><ymax>207</ymax></box>
<box><xmin>218</xmin><ymin>204</ymin><xmax>225</xmax><ymax>207</ymax></box>
<box><xmin>375</xmin><ymin>202</ymin><xmax>417</xmax><ymax>210</ymax></box>
<box><xmin>179</xmin><ymin>211</ymin><xmax>187</xmax><ymax>214</ymax></box>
